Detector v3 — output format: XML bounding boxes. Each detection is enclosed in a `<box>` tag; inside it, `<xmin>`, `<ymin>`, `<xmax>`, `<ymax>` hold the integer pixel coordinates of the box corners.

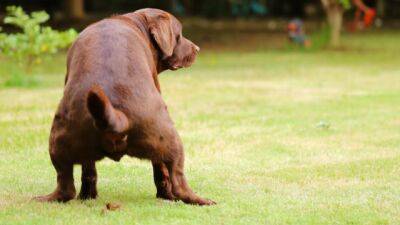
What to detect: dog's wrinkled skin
<box><xmin>34</xmin><ymin>8</ymin><xmax>215</xmax><ymax>206</ymax></box>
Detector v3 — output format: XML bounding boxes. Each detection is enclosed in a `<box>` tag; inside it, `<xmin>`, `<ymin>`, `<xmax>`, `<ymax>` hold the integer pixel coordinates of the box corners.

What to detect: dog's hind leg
<box><xmin>78</xmin><ymin>161</ymin><xmax>98</xmax><ymax>200</ymax></box>
<box><xmin>152</xmin><ymin>161</ymin><xmax>175</xmax><ymax>200</ymax></box>
<box><xmin>34</xmin><ymin>160</ymin><xmax>76</xmax><ymax>202</ymax></box>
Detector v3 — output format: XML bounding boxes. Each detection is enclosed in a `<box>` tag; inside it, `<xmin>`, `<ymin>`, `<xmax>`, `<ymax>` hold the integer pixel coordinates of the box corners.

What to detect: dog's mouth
<box><xmin>169</xmin><ymin>61</ymin><xmax>183</xmax><ymax>71</ymax></box>
<box><xmin>171</xmin><ymin>65</ymin><xmax>182</xmax><ymax>70</ymax></box>
<box><xmin>169</xmin><ymin>54</ymin><xmax>196</xmax><ymax>71</ymax></box>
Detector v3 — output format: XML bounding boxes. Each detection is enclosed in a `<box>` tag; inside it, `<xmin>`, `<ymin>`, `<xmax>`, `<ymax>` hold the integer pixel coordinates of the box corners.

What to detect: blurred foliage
<box><xmin>86</xmin><ymin>0</ymin><xmax>272</xmax><ymax>17</ymax></box>
<box><xmin>0</xmin><ymin>6</ymin><xmax>77</xmax><ymax>74</ymax></box>
<box><xmin>309</xmin><ymin>25</ymin><xmax>331</xmax><ymax>49</ymax></box>
<box><xmin>3</xmin><ymin>72</ymin><xmax>40</xmax><ymax>87</ymax></box>
<box><xmin>339</xmin><ymin>0</ymin><xmax>351</xmax><ymax>9</ymax></box>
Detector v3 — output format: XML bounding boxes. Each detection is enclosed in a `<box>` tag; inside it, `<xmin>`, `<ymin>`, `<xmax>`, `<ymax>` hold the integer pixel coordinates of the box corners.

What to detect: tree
<box><xmin>0</xmin><ymin>6</ymin><xmax>77</xmax><ymax>73</ymax></box>
<box><xmin>320</xmin><ymin>0</ymin><xmax>350</xmax><ymax>47</ymax></box>
<box><xmin>66</xmin><ymin>0</ymin><xmax>85</xmax><ymax>19</ymax></box>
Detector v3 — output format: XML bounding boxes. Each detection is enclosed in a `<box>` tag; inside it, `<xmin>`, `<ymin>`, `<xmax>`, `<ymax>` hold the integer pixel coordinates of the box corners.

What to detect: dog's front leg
<box><xmin>164</xmin><ymin>137</ymin><xmax>216</xmax><ymax>206</ymax></box>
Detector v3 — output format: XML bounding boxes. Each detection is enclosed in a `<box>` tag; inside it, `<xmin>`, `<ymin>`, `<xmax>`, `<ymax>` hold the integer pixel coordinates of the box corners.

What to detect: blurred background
<box><xmin>0</xmin><ymin>0</ymin><xmax>399</xmax><ymax>50</ymax></box>
<box><xmin>0</xmin><ymin>0</ymin><xmax>399</xmax><ymax>86</ymax></box>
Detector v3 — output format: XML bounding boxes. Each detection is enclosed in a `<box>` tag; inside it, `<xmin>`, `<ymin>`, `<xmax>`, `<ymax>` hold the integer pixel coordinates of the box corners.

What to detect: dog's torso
<box><xmin>51</xmin><ymin>16</ymin><xmax>174</xmax><ymax>163</ymax></box>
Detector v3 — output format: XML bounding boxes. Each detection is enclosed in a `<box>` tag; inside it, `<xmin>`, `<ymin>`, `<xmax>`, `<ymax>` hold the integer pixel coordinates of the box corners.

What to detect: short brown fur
<box><xmin>34</xmin><ymin>8</ymin><xmax>214</xmax><ymax>206</ymax></box>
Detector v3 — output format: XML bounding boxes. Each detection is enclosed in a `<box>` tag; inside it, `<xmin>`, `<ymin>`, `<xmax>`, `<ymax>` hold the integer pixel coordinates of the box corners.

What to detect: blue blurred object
<box><xmin>172</xmin><ymin>0</ymin><xmax>186</xmax><ymax>15</ymax></box>
<box><xmin>232</xmin><ymin>0</ymin><xmax>268</xmax><ymax>16</ymax></box>
<box><xmin>288</xmin><ymin>18</ymin><xmax>310</xmax><ymax>46</ymax></box>
<box><xmin>250</xmin><ymin>0</ymin><xmax>268</xmax><ymax>15</ymax></box>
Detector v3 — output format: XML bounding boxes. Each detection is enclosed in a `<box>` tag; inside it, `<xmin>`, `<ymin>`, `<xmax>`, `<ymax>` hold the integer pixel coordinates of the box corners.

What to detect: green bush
<box><xmin>0</xmin><ymin>6</ymin><xmax>77</xmax><ymax>75</ymax></box>
<box><xmin>3</xmin><ymin>73</ymin><xmax>40</xmax><ymax>88</ymax></box>
<box><xmin>309</xmin><ymin>25</ymin><xmax>331</xmax><ymax>50</ymax></box>
<box><xmin>339</xmin><ymin>0</ymin><xmax>351</xmax><ymax>9</ymax></box>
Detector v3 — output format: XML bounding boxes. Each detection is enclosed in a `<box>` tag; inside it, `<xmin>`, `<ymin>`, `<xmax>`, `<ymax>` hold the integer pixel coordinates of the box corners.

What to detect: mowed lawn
<box><xmin>0</xmin><ymin>31</ymin><xmax>399</xmax><ymax>225</ymax></box>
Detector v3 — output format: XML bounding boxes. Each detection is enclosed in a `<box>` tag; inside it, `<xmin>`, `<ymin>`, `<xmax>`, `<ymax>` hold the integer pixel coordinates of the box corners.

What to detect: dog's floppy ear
<box><xmin>147</xmin><ymin>13</ymin><xmax>176</xmax><ymax>58</ymax></box>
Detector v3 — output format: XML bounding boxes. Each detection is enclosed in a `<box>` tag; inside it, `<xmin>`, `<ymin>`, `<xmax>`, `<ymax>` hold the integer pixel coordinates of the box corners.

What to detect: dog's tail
<box><xmin>87</xmin><ymin>85</ymin><xmax>130</xmax><ymax>133</ymax></box>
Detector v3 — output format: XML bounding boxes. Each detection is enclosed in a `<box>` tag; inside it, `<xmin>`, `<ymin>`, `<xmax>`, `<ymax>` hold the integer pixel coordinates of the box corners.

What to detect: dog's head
<box><xmin>137</xmin><ymin>8</ymin><xmax>199</xmax><ymax>71</ymax></box>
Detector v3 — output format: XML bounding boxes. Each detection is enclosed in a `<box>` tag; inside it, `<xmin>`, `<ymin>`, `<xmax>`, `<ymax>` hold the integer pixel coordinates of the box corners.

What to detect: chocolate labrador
<box><xmin>34</xmin><ymin>8</ymin><xmax>215</xmax><ymax>205</ymax></box>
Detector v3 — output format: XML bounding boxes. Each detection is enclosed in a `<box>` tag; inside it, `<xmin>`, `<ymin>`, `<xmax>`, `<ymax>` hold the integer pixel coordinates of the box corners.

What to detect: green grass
<box><xmin>1</xmin><ymin>31</ymin><xmax>400</xmax><ymax>224</ymax></box>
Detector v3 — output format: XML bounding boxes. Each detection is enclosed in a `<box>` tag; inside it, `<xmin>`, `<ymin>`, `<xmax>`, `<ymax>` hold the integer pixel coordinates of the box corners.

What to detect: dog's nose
<box><xmin>194</xmin><ymin>45</ymin><xmax>200</xmax><ymax>52</ymax></box>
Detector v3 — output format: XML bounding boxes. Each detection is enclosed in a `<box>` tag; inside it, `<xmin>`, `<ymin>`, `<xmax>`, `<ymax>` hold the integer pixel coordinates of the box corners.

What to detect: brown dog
<box><xmin>34</xmin><ymin>8</ymin><xmax>215</xmax><ymax>206</ymax></box>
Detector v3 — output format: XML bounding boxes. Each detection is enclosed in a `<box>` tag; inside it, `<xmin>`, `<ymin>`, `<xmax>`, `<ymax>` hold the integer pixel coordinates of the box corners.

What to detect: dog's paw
<box><xmin>195</xmin><ymin>198</ymin><xmax>216</xmax><ymax>206</ymax></box>
<box><xmin>156</xmin><ymin>191</ymin><xmax>176</xmax><ymax>201</ymax></box>
<box><xmin>32</xmin><ymin>194</ymin><xmax>58</xmax><ymax>202</ymax></box>
<box><xmin>78</xmin><ymin>182</ymin><xmax>98</xmax><ymax>200</ymax></box>
<box><xmin>180</xmin><ymin>196</ymin><xmax>216</xmax><ymax>206</ymax></box>
<box><xmin>33</xmin><ymin>191</ymin><xmax>75</xmax><ymax>203</ymax></box>
<box><xmin>78</xmin><ymin>190</ymin><xmax>98</xmax><ymax>200</ymax></box>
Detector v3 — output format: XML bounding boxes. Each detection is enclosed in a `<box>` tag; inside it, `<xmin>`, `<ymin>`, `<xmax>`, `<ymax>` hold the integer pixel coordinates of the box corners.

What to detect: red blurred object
<box><xmin>364</xmin><ymin>9</ymin><xmax>376</xmax><ymax>27</ymax></box>
<box><xmin>287</xmin><ymin>23</ymin><xmax>296</xmax><ymax>32</ymax></box>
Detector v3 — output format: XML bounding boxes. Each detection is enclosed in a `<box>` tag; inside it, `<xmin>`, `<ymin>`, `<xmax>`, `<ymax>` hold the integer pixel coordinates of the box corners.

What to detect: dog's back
<box><xmin>52</xmin><ymin>17</ymin><xmax>161</xmax><ymax>162</ymax></box>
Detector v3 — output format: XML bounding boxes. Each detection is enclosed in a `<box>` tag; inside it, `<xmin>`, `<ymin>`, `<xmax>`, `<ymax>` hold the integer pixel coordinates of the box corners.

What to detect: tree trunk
<box><xmin>66</xmin><ymin>0</ymin><xmax>85</xmax><ymax>20</ymax></box>
<box><xmin>321</xmin><ymin>0</ymin><xmax>344</xmax><ymax>47</ymax></box>
<box><xmin>377</xmin><ymin>0</ymin><xmax>385</xmax><ymax>17</ymax></box>
<box><xmin>182</xmin><ymin>0</ymin><xmax>192</xmax><ymax>15</ymax></box>
<box><xmin>327</xmin><ymin>5</ymin><xmax>343</xmax><ymax>47</ymax></box>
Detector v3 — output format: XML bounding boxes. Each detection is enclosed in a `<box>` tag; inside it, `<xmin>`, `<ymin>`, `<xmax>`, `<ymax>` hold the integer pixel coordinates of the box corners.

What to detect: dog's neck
<box><xmin>121</xmin><ymin>12</ymin><xmax>166</xmax><ymax>74</ymax></box>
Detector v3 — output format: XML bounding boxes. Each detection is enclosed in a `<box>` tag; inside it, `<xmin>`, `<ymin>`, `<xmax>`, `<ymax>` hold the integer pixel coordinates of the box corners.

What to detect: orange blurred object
<box><xmin>364</xmin><ymin>9</ymin><xmax>376</xmax><ymax>27</ymax></box>
<box><xmin>287</xmin><ymin>23</ymin><xmax>297</xmax><ymax>31</ymax></box>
